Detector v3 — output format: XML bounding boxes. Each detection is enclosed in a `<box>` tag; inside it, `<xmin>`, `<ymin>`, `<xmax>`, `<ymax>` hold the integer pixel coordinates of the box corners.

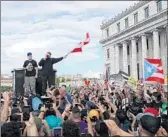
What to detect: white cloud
<box><xmin>83</xmin><ymin>70</ymin><xmax>101</xmax><ymax>78</ymax></box>
<box><xmin>5</xmin><ymin>40</ymin><xmax>52</xmax><ymax>57</ymax></box>
<box><xmin>1</xmin><ymin>1</ymin><xmax>137</xmax><ymax>75</ymax></box>
<box><xmin>2</xmin><ymin>1</ymin><xmax>138</xmax><ymax>18</ymax></box>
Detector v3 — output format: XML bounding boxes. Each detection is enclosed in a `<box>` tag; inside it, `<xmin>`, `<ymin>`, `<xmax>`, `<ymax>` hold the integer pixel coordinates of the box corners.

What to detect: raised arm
<box><xmin>52</xmin><ymin>57</ymin><xmax>64</xmax><ymax>64</ymax></box>
<box><xmin>53</xmin><ymin>103</ymin><xmax>62</xmax><ymax>119</ymax></box>
<box><xmin>104</xmin><ymin>92</ymin><xmax>117</xmax><ymax>114</ymax></box>
<box><xmin>1</xmin><ymin>92</ymin><xmax>11</xmax><ymax>121</ymax></box>
<box><xmin>25</xmin><ymin>113</ymin><xmax>39</xmax><ymax>136</ymax></box>
<box><xmin>42</xmin><ymin>120</ymin><xmax>51</xmax><ymax>136</ymax></box>
<box><xmin>86</xmin><ymin>116</ymin><xmax>94</xmax><ymax>137</ymax></box>
<box><xmin>104</xmin><ymin>120</ymin><xmax>133</xmax><ymax>136</ymax></box>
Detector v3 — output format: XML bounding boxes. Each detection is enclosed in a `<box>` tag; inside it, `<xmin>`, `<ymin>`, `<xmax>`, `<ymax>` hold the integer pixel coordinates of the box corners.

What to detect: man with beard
<box><xmin>39</xmin><ymin>52</ymin><xmax>68</xmax><ymax>96</ymax></box>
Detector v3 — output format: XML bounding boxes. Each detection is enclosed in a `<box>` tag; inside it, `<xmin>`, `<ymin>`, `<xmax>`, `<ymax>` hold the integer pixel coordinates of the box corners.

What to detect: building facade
<box><xmin>100</xmin><ymin>1</ymin><xmax>167</xmax><ymax>80</ymax></box>
<box><xmin>59</xmin><ymin>74</ymin><xmax>83</xmax><ymax>81</ymax></box>
<box><xmin>1</xmin><ymin>75</ymin><xmax>13</xmax><ymax>87</ymax></box>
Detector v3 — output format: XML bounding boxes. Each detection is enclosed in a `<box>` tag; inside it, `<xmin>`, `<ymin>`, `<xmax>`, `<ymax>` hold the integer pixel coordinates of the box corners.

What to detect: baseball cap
<box><xmin>136</xmin><ymin>113</ymin><xmax>154</xmax><ymax>126</ymax></box>
<box><xmin>88</xmin><ymin>109</ymin><xmax>99</xmax><ymax>120</ymax></box>
<box><xmin>27</xmin><ymin>52</ymin><xmax>32</xmax><ymax>56</ymax></box>
<box><xmin>140</xmin><ymin>115</ymin><xmax>161</xmax><ymax>134</ymax></box>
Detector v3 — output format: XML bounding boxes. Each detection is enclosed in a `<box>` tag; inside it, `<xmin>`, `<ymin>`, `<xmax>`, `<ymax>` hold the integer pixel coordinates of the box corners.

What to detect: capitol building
<box><xmin>100</xmin><ymin>1</ymin><xmax>167</xmax><ymax>80</ymax></box>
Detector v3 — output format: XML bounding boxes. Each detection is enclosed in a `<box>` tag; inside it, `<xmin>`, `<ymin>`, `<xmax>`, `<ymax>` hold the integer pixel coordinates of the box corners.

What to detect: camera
<box><xmin>12</xmin><ymin>96</ymin><xmax>24</xmax><ymax>107</ymax></box>
<box><xmin>45</xmin><ymin>103</ymin><xmax>53</xmax><ymax>109</ymax></box>
<box><xmin>22</xmin><ymin>106</ymin><xmax>31</xmax><ymax>113</ymax></box>
<box><xmin>61</xmin><ymin>97</ymin><xmax>65</xmax><ymax>100</ymax></box>
<box><xmin>56</xmin><ymin>100</ymin><xmax>59</xmax><ymax>106</ymax></box>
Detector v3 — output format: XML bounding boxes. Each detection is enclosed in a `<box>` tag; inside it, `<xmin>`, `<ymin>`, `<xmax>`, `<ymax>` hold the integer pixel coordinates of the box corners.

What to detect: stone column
<box><xmin>141</xmin><ymin>33</ymin><xmax>147</xmax><ymax>79</ymax></box>
<box><xmin>111</xmin><ymin>45</ymin><xmax>115</xmax><ymax>74</ymax></box>
<box><xmin>131</xmin><ymin>37</ymin><xmax>137</xmax><ymax>79</ymax></box>
<box><xmin>122</xmin><ymin>41</ymin><xmax>128</xmax><ymax>73</ymax></box>
<box><xmin>153</xmin><ymin>29</ymin><xmax>160</xmax><ymax>58</ymax></box>
<box><xmin>115</xmin><ymin>45</ymin><xmax>120</xmax><ymax>73</ymax></box>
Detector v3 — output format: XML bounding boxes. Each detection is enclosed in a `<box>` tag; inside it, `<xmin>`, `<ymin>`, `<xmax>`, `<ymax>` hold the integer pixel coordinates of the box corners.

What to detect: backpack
<box><xmin>32</xmin><ymin>96</ymin><xmax>43</xmax><ymax>111</ymax></box>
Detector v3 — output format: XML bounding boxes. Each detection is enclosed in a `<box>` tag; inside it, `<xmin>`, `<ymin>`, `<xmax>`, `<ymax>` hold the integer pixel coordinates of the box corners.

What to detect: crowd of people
<box><xmin>1</xmin><ymin>81</ymin><xmax>168</xmax><ymax>137</ymax></box>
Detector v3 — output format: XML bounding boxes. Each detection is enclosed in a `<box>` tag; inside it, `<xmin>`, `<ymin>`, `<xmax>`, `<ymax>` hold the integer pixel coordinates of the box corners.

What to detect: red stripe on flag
<box><xmin>79</xmin><ymin>33</ymin><xmax>90</xmax><ymax>47</ymax></box>
<box><xmin>86</xmin><ymin>32</ymin><xmax>89</xmax><ymax>39</ymax></box>
<box><xmin>157</xmin><ymin>69</ymin><xmax>164</xmax><ymax>73</ymax></box>
<box><xmin>145</xmin><ymin>58</ymin><xmax>162</xmax><ymax>64</ymax></box>
<box><xmin>145</xmin><ymin>77</ymin><xmax>165</xmax><ymax>84</ymax></box>
<box><xmin>83</xmin><ymin>41</ymin><xmax>89</xmax><ymax>45</ymax></box>
<box><xmin>71</xmin><ymin>48</ymin><xmax>82</xmax><ymax>53</ymax></box>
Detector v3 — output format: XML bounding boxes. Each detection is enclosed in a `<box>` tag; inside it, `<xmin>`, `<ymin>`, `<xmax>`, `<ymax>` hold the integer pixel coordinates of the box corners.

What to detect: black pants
<box><xmin>42</xmin><ymin>76</ymin><xmax>54</xmax><ymax>95</ymax></box>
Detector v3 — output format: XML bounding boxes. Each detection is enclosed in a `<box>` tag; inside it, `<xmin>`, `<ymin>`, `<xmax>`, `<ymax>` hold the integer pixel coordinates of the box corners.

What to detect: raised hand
<box><xmin>104</xmin><ymin>92</ymin><xmax>111</xmax><ymax>103</ymax></box>
<box><xmin>97</xmin><ymin>102</ymin><xmax>105</xmax><ymax>113</ymax></box>
<box><xmin>3</xmin><ymin>92</ymin><xmax>11</xmax><ymax>104</ymax></box>
<box><xmin>25</xmin><ymin>112</ymin><xmax>36</xmax><ymax>127</ymax></box>
<box><xmin>86</xmin><ymin>116</ymin><xmax>91</xmax><ymax>123</ymax></box>
<box><xmin>65</xmin><ymin>103</ymin><xmax>71</xmax><ymax>112</ymax></box>
<box><xmin>104</xmin><ymin>120</ymin><xmax>118</xmax><ymax>135</ymax></box>
<box><xmin>129</xmin><ymin>112</ymin><xmax>136</xmax><ymax>120</ymax></box>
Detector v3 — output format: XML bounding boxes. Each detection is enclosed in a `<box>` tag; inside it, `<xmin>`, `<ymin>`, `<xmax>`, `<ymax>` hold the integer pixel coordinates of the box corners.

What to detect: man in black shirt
<box><xmin>39</xmin><ymin>52</ymin><xmax>67</xmax><ymax>95</ymax></box>
<box><xmin>23</xmin><ymin>52</ymin><xmax>38</xmax><ymax>97</ymax></box>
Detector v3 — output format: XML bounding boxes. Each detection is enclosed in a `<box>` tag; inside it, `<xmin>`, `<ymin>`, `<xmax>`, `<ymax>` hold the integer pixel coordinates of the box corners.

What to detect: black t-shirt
<box><xmin>23</xmin><ymin>60</ymin><xmax>38</xmax><ymax>77</ymax></box>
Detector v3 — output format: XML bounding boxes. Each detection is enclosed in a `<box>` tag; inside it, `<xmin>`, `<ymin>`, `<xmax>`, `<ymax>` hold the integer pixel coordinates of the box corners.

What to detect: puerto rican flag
<box><xmin>144</xmin><ymin>58</ymin><xmax>164</xmax><ymax>84</ymax></box>
<box><xmin>71</xmin><ymin>32</ymin><xmax>90</xmax><ymax>53</ymax></box>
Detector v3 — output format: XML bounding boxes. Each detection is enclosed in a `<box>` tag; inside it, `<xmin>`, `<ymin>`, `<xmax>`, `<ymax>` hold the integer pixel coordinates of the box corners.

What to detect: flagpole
<box><xmin>65</xmin><ymin>42</ymin><xmax>84</xmax><ymax>57</ymax></box>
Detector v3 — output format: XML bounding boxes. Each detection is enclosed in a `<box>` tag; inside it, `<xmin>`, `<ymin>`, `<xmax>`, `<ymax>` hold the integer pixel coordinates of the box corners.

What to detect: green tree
<box><xmin>61</xmin><ymin>77</ymin><xmax>65</xmax><ymax>82</ymax></box>
<box><xmin>56</xmin><ymin>77</ymin><xmax>60</xmax><ymax>84</ymax></box>
<box><xmin>0</xmin><ymin>86</ymin><xmax>12</xmax><ymax>92</ymax></box>
<box><xmin>82</xmin><ymin>78</ymin><xmax>87</xmax><ymax>81</ymax></box>
<box><xmin>66</xmin><ymin>78</ymin><xmax>71</xmax><ymax>81</ymax></box>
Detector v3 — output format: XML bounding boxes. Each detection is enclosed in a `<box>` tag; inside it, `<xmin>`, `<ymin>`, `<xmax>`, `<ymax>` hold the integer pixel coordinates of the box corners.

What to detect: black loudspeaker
<box><xmin>36</xmin><ymin>76</ymin><xmax>42</xmax><ymax>95</ymax></box>
<box><xmin>11</xmin><ymin>68</ymin><xmax>56</xmax><ymax>97</ymax></box>
<box><xmin>12</xmin><ymin>69</ymin><xmax>24</xmax><ymax>97</ymax></box>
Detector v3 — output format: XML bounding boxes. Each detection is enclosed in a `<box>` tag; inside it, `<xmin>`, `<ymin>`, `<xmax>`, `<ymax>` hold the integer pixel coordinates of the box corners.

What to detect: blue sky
<box><xmin>1</xmin><ymin>1</ymin><xmax>137</xmax><ymax>78</ymax></box>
